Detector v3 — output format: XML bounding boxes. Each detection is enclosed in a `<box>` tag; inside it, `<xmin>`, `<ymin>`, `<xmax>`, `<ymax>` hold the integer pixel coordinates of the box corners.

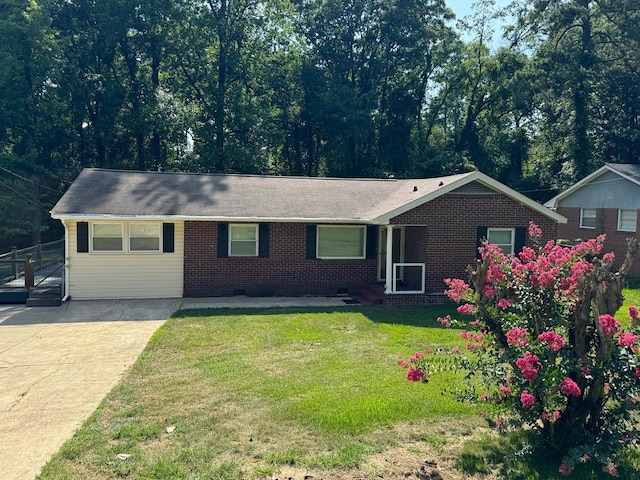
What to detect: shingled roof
<box><xmin>51</xmin><ymin>168</ymin><xmax>565</xmax><ymax>224</ymax></box>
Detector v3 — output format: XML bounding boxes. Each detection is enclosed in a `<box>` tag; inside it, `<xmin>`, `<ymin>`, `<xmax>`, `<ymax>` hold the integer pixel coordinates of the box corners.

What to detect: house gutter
<box><xmin>61</xmin><ymin>219</ymin><xmax>70</xmax><ymax>302</ymax></box>
<box><xmin>50</xmin><ymin>214</ymin><xmax>379</xmax><ymax>224</ymax></box>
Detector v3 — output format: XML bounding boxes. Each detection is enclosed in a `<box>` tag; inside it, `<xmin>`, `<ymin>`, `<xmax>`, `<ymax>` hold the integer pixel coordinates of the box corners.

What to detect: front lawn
<box><xmin>38</xmin><ymin>305</ymin><xmax>488</xmax><ymax>480</ymax></box>
<box><xmin>37</xmin><ymin>301</ymin><xmax>640</xmax><ymax>479</ymax></box>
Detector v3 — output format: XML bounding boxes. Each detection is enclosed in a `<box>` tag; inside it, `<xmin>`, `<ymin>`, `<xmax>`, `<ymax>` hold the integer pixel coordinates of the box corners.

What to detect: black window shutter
<box><xmin>366</xmin><ymin>225</ymin><xmax>378</xmax><ymax>259</ymax></box>
<box><xmin>217</xmin><ymin>222</ymin><xmax>229</xmax><ymax>258</ymax></box>
<box><xmin>476</xmin><ymin>226</ymin><xmax>488</xmax><ymax>259</ymax></box>
<box><xmin>306</xmin><ymin>225</ymin><xmax>317</xmax><ymax>259</ymax></box>
<box><xmin>514</xmin><ymin>226</ymin><xmax>527</xmax><ymax>254</ymax></box>
<box><xmin>162</xmin><ymin>223</ymin><xmax>175</xmax><ymax>253</ymax></box>
<box><xmin>77</xmin><ymin>221</ymin><xmax>89</xmax><ymax>253</ymax></box>
<box><xmin>259</xmin><ymin>223</ymin><xmax>270</xmax><ymax>258</ymax></box>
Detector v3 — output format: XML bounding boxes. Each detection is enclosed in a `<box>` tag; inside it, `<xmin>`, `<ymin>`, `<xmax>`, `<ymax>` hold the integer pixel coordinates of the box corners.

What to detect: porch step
<box><xmin>26</xmin><ymin>286</ymin><xmax>62</xmax><ymax>307</ymax></box>
<box><xmin>352</xmin><ymin>284</ymin><xmax>385</xmax><ymax>305</ymax></box>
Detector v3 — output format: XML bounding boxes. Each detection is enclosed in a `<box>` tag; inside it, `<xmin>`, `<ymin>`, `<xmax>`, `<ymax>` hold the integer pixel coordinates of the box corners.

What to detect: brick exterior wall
<box><xmin>390</xmin><ymin>193</ymin><xmax>558</xmax><ymax>297</ymax></box>
<box><xmin>183</xmin><ymin>193</ymin><xmax>558</xmax><ymax>300</ymax></box>
<box><xmin>184</xmin><ymin>222</ymin><xmax>377</xmax><ymax>297</ymax></box>
<box><xmin>557</xmin><ymin>207</ymin><xmax>640</xmax><ymax>276</ymax></box>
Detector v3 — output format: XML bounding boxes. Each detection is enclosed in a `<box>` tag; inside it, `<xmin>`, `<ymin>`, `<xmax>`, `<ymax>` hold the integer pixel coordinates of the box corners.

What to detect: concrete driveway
<box><xmin>0</xmin><ymin>299</ymin><xmax>181</xmax><ymax>480</ymax></box>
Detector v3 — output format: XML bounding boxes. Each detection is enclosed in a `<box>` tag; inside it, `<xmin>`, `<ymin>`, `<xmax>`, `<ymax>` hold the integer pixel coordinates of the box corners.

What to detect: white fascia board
<box><xmin>543</xmin><ymin>165</ymin><xmax>613</xmax><ymax>208</ymax></box>
<box><xmin>49</xmin><ymin>213</ymin><xmax>374</xmax><ymax>224</ymax></box>
<box><xmin>373</xmin><ymin>171</ymin><xmax>567</xmax><ymax>224</ymax></box>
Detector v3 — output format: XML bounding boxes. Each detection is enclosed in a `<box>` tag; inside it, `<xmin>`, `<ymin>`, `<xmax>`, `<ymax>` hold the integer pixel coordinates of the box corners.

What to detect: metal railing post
<box><xmin>24</xmin><ymin>255</ymin><xmax>34</xmax><ymax>289</ymax></box>
<box><xmin>11</xmin><ymin>246</ymin><xmax>18</xmax><ymax>280</ymax></box>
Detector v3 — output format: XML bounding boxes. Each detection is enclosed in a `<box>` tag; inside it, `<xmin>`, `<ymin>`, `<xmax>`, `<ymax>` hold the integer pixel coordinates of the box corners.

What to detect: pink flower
<box><xmin>602</xmin><ymin>252</ymin><xmax>615</xmax><ymax>264</ymax></box>
<box><xmin>515</xmin><ymin>352</ymin><xmax>540</xmax><ymax>370</ymax></box>
<box><xmin>631</xmin><ymin>367</ymin><xmax>640</xmax><ymax>379</ymax></box>
<box><xmin>558</xmin><ymin>463</ymin><xmax>573</xmax><ymax>476</ymax></box>
<box><xmin>451</xmin><ymin>346</ymin><xmax>460</xmax><ymax>354</ymax></box>
<box><xmin>437</xmin><ymin>315</ymin><xmax>452</xmax><ymax>328</ymax></box>
<box><xmin>506</xmin><ymin>327</ymin><xmax>529</xmax><ymax>347</ymax></box>
<box><xmin>560</xmin><ymin>378</ymin><xmax>581</xmax><ymax>397</ymax></box>
<box><xmin>498</xmin><ymin>298</ymin><xmax>513</xmax><ymax>310</ymax></box>
<box><xmin>538</xmin><ymin>331</ymin><xmax>567</xmax><ymax>352</ymax></box>
<box><xmin>607</xmin><ymin>460</ymin><xmax>618</xmax><ymax>477</ymax></box>
<box><xmin>457</xmin><ymin>303</ymin><xmax>475</xmax><ymax>316</ymax></box>
<box><xmin>554</xmin><ymin>410</ymin><xmax>561</xmax><ymax>420</ymax></box>
<box><xmin>521</xmin><ymin>366</ymin><xmax>539</xmax><ymax>381</ymax></box>
<box><xmin>579</xmin><ymin>453</ymin><xmax>590</xmax><ymax>463</ymax></box>
<box><xmin>618</xmin><ymin>332</ymin><xmax>638</xmax><ymax>348</ymax></box>
<box><xmin>406</xmin><ymin>367</ymin><xmax>426</xmax><ymax>382</ymax></box>
<box><xmin>599</xmin><ymin>314</ymin><xmax>621</xmax><ymax>336</ymax></box>
<box><xmin>397</xmin><ymin>359</ymin><xmax>409</xmax><ymax>368</ymax></box>
<box><xmin>519</xmin><ymin>246</ymin><xmax>536</xmax><ymax>263</ymax></box>
<box><xmin>499</xmin><ymin>385</ymin><xmax>511</xmax><ymax>397</ymax></box>
<box><xmin>629</xmin><ymin>306</ymin><xmax>639</xmax><ymax>321</ymax></box>
<box><xmin>520</xmin><ymin>390</ymin><xmax>535</xmax><ymax>407</ymax></box>
<box><xmin>528</xmin><ymin>221</ymin><xmax>542</xmax><ymax>239</ymax></box>
<box><xmin>482</xmin><ymin>285</ymin><xmax>496</xmax><ymax>298</ymax></box>
<box><xmin>410</xmin><ymin>352</ymin><xmax>424</xmax><ymax>363</ymax></box>
<box><xmin>444</xmin><ymin>278</ymin><xmax>472</xmax><ymax>302</ymax></box>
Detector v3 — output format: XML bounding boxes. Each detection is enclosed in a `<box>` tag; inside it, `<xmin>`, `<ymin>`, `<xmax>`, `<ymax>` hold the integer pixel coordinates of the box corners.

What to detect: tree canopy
<box><xmin>1</xmin><ymin>0</ymin><xmax>640</xmax><ymax>246</ymax></box>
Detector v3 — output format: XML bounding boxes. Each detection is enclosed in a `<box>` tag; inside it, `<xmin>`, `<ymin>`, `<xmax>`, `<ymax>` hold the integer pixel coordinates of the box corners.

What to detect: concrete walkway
<box><xmin>0</xmin><ymin>296</ymin><xmax>351</xmax><ymax>480</ymax></box>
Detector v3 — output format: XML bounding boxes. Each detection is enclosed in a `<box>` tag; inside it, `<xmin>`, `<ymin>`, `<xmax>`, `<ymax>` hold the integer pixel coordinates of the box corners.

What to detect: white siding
<box><xmin>66</xmin><ymin>220</ymin><xmax>184</xmax><ymax>300</ymax></box>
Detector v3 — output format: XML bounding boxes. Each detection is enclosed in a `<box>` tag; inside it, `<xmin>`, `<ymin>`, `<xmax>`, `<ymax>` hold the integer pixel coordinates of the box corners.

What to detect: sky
<box><xmin>445</xmin><ymin>0</ymin><xmax>514</xmax><ymax>49</ymax></box>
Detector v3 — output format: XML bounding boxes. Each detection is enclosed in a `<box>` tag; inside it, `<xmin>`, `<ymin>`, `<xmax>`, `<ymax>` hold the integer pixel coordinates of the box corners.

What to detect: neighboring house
<box><xmin>544</xmin><ymin>163</ymin><xmax>640</xmax><ymax>275</ymax></box>
<box><xmin>50</xmin><ymin>168</ymin><xmax>565</xmax><ymax>303</ymax></box>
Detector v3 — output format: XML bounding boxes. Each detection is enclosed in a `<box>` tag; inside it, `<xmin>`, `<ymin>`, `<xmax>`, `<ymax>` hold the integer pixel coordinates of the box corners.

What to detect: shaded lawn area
<box><xmin>38</xmin><ymin>305</ymin><xmax>486</xmax><ymax>480</ymax></box>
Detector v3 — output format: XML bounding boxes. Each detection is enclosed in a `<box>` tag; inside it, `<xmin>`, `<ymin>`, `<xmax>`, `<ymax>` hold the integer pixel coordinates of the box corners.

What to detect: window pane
<box><xmin>93</xmin><ymin>237</ymin><xmax>123</xmax><ymax>251</ymax></box>
<box><xmin>317</xmin><ymin>226</ymin><xmax>365</xmax><ymax>258</ymax></box>
<box><xmin>487</xmin><ymin>230</ymin><xmax>512</xmax><ymax>245</ymax></box>
<box><xmin>581</xmin><ymin>209</ymin><xmax>596</xmax><ymax>228</ymax></box>
<box><xmin>231</xmin><ymin>226</ymin><xmax>256</xmax><ymax>241</ymax></box>
<box><xmin>130</xmin><ymin>237</ymin><xmax>160</xmax><ymax>251</ymax></box>
<box><xmin>619</xmin><ymin>210</ymin><xmax>637</xmax><ymax>232</ymax></box>
<box><xmin>230</xmin><ymin>241</ymin><xmax>257</xmax><ymax>256</ymax></box>
<box><xmin>94</xmin><ymin>224</ymin><xmax>122</xmax><ymax>237</ymax></box>
<box><xmin>130</xmin><ymin>223</ymin><xmax>160</xmax><ymax>237</ymax></box>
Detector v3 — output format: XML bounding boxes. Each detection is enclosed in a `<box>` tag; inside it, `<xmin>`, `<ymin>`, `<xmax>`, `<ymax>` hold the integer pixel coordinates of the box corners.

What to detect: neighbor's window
<box><xmin>487</xmin><ymin>228</ymin><xmax>514</xmax><ymax>255</ymax></box>
<box><xmin>580</xmin><ymin>208</ymin><xmax>597</xmax><ymax>229</ymax></box>
<box><xmin>229</xmin><ymin>224</ymin><xmax>258</xmax><ymax>256</ymax></box>
<box><xmin>618</xmin><ymin>209</ymin><xmax>637</xmax><ymax>232</ymax></box>
<box><xmin>129</xmin><ymin>223</ymin><xmax>161</xmax><ymax>252</ymax></box>
<box><xmin>317</xmin><ymin>225</ymin><xmax>365</xmax><ymax>259</ymax></box>
<box><xmin>92</xmin><ymin>223</ymin><xmax>123</xmax><ymax>252</ymax></box>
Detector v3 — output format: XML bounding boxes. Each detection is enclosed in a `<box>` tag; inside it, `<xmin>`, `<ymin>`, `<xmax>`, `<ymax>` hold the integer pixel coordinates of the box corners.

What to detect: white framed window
<box><xmin>618</xmin><ymin>209</ymin><xmax>637</xmax><ymax>232</ymax></box>
<box><xmin>129</xmin><ymin>223</ymin><xmax>161</xmax><ymax>252</ymax></box>
<box><xmin>317</xmin><ymin>225</ymin><xmax>365</xmax><ymax>259</ymax></box>
<box><xmin>229</xmin><ymin>224</ymin><xmax>258</xmax><ymax>256</ymax></box>
<box><xmin>580</xmin><ymin>208</ymin><xmax>597</xmax><ymax>229</ymax></box>
<box><xmin>92</xmin><ymin>223</ymin><xmax>124</xmax><ymax>252</ymax></box>
<box><xmin>487</xmin><ymin>228</ymin><xmax>514</xmax><ymax>255</ymax></box>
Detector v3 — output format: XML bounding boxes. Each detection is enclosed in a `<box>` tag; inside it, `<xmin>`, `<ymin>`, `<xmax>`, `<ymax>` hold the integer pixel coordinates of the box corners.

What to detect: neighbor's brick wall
<box><xmin>390</xmin><ymin>193</ymin><xmax>558</xmax><ymax>294</ymax></box>
<box><xmin>184</xmin><ymin>222</ymin><xmax>377</xmax><ymax>297</ymax></box>
<box><xmin>557</xmin><ymin>207</ymin><xmax>640</xmax><ymax>275</ymax></box>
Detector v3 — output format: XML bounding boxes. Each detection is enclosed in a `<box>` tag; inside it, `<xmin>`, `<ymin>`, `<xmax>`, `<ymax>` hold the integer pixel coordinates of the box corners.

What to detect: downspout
<box><xmin>61</xmin><ymin>219</ymin><xmax>70</xmax><ymax>302</ymax></box>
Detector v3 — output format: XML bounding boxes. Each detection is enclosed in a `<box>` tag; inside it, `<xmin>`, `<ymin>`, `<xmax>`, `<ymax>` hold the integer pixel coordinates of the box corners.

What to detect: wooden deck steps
<box><xmin>26</xmin><ymin>285</ymin><xmax>63</xmax><ymax>307</ymax></box>
<box><xmin>352</xmin><ymin>284</ymin><xmax>386</xmax><ymax>305</ymax></box>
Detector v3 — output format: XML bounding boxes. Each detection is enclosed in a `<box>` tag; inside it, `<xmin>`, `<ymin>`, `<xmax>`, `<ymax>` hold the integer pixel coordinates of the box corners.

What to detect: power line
<box><xmin>0</xmin><ymin>166</ymin><xmax>60</xmax><ymax>193</ymax></box>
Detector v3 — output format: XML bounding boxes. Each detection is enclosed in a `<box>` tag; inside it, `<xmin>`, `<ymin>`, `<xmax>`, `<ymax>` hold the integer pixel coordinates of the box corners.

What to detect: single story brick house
<box><xmin>544</xmin><ymin>163</ymin><xmax>640</xmax><ymax>275</ymax></box>
<box><xmin>50</xmin><ymin>168</ymin><xmax>566</xmax><ymax>303</ymax></box>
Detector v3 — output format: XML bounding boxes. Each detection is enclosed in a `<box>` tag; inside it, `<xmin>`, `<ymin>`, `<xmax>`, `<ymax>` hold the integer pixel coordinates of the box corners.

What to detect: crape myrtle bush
<box><xmin>400</xmin><ymin>223</ymin><xmax>640</xmax><ymax>476</ymax></box>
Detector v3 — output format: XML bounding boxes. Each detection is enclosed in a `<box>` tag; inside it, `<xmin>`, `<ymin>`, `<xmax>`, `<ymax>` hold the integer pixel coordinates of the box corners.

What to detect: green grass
<box><xmin>38</xmin><ymin>305</ymin><xmax>482</xmax><ymax>480</ymax></box>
